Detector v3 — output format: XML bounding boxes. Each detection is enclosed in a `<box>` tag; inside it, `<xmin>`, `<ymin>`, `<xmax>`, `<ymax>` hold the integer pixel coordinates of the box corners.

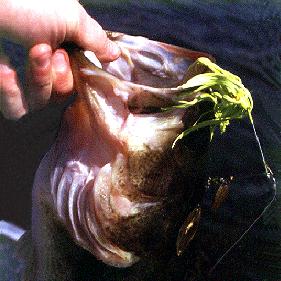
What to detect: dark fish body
<box><xmin>30</xmin><ymin>33</ymin><xmax>211</xmax><ymax>280</ymax></box>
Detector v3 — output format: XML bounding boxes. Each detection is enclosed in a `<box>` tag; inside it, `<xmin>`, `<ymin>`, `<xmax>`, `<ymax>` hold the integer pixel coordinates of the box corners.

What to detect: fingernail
<box><xmin>52</xmin><ymin>52</ymin><xmax>67</xmax><ymax>72</ymax></box>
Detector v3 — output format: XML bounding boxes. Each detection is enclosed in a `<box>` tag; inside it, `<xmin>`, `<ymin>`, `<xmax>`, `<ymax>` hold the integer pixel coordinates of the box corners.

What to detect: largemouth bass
<box><xmin>30</xmin><ymin>32</ymin><xmax>212</xmax><ymax>280</ymax></box>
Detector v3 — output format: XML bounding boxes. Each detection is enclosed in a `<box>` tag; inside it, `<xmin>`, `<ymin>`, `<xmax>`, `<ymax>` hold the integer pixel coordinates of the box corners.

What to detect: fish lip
<box><xmin>68</xmin><ymin>31</ymin><xmax>213</xmax><ymax>115</ymax></box>
<box><xmin>106</xmin><ymin>31</ymin><xmax>214</xmax><ymax>62</ymax></box>
<box><xmin>76</xmin><ymin>54</ymin><xmax>199</xmax><ymax>116</ymax></box>
<box><xmin>70</xmin><ymin>31</ymin><xmax>214</xmax><ymax>94</ymax></box>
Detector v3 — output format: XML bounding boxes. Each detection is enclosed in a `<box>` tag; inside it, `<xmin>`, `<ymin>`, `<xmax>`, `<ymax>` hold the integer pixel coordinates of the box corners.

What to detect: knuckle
<box><xmin>0</xmin><ymin>73</ymin><xmax>21</xmax><ymax>99</ymax></box>
<box><xmin>4</xmin><ymin>85</ymin><xmax>21</xmax><ymax>98</ymax></box>
<box><xmin>89</xmin><ymin>25</ymin><xmax>108</xmax><ymax>53</ymax></box>
<box><xmin>35</xmin><ymin>80</ymin><xmax>52</xmax><ymax>90</ymax></box>
<box><xmin>31</xmin><ymin>74</ymin><xmax>52</xmax><ymax>90</ymax></box>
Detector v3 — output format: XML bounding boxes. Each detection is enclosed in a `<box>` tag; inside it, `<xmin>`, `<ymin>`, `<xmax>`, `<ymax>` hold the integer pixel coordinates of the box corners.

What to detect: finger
<box><xmin>0</xmin><ymin>57</ymin><xmax>28</xmax><ymax>120</ymax></box>
<box><xmin>72</xmin><ymin>9</ymin><xmax>120</xmax><ymax>62</ymax></box>
<box><xmin>27</xmin><ymin>44</ymin><xmax>53</xmax><ymax>110</ymax></box>
<box><xmin>51</xmin><ymin>49</ymin><xmax>73</xmax><ymax>94</ymax></box>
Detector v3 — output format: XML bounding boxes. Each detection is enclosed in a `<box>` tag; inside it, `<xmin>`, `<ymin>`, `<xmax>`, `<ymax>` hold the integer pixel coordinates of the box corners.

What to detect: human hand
<box><xmin>0</xmin><ymin>0</ymin><xmax>120</xmax><ymax>120</ymax></box>
<box><xmin>0</xmin><ymin>43</ymin><xmax>75</xmax><ymax>119</ymax></box>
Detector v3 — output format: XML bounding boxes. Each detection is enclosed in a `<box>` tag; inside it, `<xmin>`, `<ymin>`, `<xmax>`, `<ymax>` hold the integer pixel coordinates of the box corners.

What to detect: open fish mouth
<box><xmin>33</xmin><ymin>32</ymin><xmax>212</xmax><ymax>268</ymax></box>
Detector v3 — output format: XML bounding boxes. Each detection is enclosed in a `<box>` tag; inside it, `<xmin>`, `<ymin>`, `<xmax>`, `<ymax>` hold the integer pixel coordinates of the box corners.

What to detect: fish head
<box><xmin>33</xmin><ymin>33</ymin><xmax>212</xmax><ymax>268</ymax></box>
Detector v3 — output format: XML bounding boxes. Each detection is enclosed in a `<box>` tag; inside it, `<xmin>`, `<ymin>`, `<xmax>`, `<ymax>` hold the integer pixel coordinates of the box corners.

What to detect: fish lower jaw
<box><xmin>51</xmin><ymin>161</ymin><xmax>140</xmax><ymax>267</ymax></box>
<box><xmin>80</xmin><ymin>232</ymin><xmax>140</xmax><ymax>268</ymax></box>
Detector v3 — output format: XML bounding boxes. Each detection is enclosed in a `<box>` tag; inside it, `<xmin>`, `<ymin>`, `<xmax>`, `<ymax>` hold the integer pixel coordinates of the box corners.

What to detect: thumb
<box><xmin>72</xmin><ymin>8</ymin><xmax>120</xmax><ymax>62</ymax></box>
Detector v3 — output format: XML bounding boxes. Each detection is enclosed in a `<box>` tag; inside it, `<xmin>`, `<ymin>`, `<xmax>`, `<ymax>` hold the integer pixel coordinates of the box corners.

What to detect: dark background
<box><xmin>1</xmin><ymin>1</ymin><xmax>281</xmax><ymax>280</ymax></box>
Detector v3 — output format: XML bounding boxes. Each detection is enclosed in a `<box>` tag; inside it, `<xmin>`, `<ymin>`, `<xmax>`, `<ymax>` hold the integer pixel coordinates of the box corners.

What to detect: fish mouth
<box><xmin>68</xmin><ymin>32</ymin><xmax>212</xmax><ymax>144</ymax></box>
<box><xmin>50</xmin><ymin>33</ymin><xmax>212</xmax><ymax>267</ymax></box>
